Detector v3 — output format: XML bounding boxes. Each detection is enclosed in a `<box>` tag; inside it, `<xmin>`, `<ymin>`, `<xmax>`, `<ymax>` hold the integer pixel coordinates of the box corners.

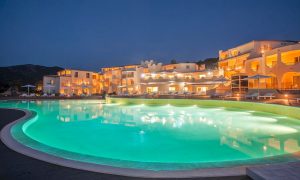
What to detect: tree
<box><xmin>196</xmin><ymin>57</ymin><xmax>219</xmax><ymax>70</ymax></box>
<box><xmin>170</xmin><ymin>59</ymin><xmax>177</xmax><ymax>64</ymax></box>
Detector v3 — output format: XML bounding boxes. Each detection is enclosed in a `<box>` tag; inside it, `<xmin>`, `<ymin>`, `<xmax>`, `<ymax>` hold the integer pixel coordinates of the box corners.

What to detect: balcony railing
<box><xmin>140</xmin><ymin>77</ymin><xmax>220</xmax><ymax>84</ymax></box>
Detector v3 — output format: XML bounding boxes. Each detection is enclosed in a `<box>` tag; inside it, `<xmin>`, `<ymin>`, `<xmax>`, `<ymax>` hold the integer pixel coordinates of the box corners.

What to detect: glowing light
<box><xmin>285</xmin><ymin>94</ymin><xmax>288</xmax><ymax>98</ymax></box>
<box><xmin>263</xmin><ymin>145</ymin><xmax>267</xmax><ymax>151</ymax></box>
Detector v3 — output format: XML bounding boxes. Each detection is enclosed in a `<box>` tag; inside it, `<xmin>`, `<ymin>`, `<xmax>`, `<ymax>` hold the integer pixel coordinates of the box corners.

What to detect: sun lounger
<box><xmin>224</xmin><ymin>92</ymin><xmax>232</xmax><ymax>98</ymax></box>
<box><xmin>245</xmin><ymin>93</ymin><xmax>259</xmax><ymax>100</ymax></box>
<box><xmin>210</xmin><ymin>93</ymin><xmax>223</xmax><ymax>98</ymax></box>
<box><xmin>183</xmin><ymin>92</ymin><xmax>190</xmax><ymax>96</ymax></box>
<box><xmin>259</xmin><ymin>93</ymin><xmax>275</xmax><ymax>99</ymax></box>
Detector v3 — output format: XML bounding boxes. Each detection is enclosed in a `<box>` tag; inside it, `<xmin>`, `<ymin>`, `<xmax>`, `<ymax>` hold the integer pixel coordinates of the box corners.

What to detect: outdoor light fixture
<box><xmin>285</xmin><ymin>94</ymin><xmax>288</xmax><ymax>98</ymax></box>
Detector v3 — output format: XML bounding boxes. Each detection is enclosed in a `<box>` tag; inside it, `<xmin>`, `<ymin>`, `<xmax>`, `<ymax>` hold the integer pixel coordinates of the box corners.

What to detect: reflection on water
<box><xmin>1</xmin><ymin>100</ymin><xmax>300</xmax><ymax>165</ymax></box>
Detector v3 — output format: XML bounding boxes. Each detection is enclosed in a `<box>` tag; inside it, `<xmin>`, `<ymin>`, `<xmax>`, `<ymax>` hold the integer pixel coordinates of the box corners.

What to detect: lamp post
<box><xmin>285</xmin><ymin>94</ymin><xmax>290</xmax><ymax>105</ymax></box>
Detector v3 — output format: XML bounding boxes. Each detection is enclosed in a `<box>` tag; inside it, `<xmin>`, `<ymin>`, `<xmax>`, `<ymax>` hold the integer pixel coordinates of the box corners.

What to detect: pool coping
<box><xmin>0</xmin><ymin>102</ymin><xmax>299</xmax><ymax>178</ymax></box>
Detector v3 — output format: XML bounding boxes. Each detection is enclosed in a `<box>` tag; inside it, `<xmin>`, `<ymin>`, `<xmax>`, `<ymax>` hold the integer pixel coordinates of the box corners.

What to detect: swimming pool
<box><xmin>1</xmin><ymin>99</ymin><xmax>300</xmax><ymax>174</ymax></box>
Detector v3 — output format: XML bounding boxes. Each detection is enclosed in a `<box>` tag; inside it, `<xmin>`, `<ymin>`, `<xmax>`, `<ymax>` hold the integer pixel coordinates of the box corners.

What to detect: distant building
<box><xmin>101</xmin><ymin>64</ymin><xmax>144</xmax><ymax>94</ymax></box>
<box><xmin>139</xmin><ymin>62</ymin><xmax>223</xmax><ymax>95</ymax></box>
<box><xmin>43</xmin><ymin>69</ymin><xmax>103</xmax><ymax>96</ymax></box>
<box><xmin>43</xmin><ymin>39</ymin><xmax>300</xmax><ymax>96</ymax></box>
<box><xmin>219</xmin><ymin>40</ymin><xmax>300</xmax><ymax>93</ymax></box>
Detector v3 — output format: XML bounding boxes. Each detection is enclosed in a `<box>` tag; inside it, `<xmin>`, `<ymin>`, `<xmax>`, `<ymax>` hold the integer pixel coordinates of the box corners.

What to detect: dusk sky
<box><xmin>0</xmin><ymin>0</ymin><xmax>300</xmax><ymax>71</ymax></box>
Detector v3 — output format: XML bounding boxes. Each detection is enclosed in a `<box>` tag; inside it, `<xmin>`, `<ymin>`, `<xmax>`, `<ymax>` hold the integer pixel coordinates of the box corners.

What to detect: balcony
<box><xmin>140</xmin><ymin>76</ymin><xmax>223</xmax><ymax>84</ymax></box>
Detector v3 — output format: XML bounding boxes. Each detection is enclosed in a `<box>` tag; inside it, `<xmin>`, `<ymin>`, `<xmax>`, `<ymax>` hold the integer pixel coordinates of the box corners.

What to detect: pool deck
<box><xmin>1</xmin><ymin>96</ymin><xmax>299</xmax><ymax>107</ymax></box>
<box><xmin>0</xmin><ymin>108</ymin><xmax>250</xmax><ymax>180</ymax></box>
<box><xmin>247</xmin><ymin>162</ymin><xmax>300</xmax><ymax>180</ymax></box>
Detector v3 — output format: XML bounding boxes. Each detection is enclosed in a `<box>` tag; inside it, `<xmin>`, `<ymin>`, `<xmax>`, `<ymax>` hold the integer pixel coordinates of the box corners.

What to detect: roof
<box><xmin>220</xmin><ymin>40</ymin><xmax>299</xmax><ymax>52</ymax></box>
<box><xmin>101</xmin><ymin>64</ymin><xmax>140</xmax><ymax>69</ymax></box>
<box><xmin>163</xmin><ymin>62</ymin><xmax>197</xmax><ymax>66</ymax></box>
<box><xmin>62</xmin><ymin>68</ymin><xmax>98</xmax><ymax>73</ymax></box>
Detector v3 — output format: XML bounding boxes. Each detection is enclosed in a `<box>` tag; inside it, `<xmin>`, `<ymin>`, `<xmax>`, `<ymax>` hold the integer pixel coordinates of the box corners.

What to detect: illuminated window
<box><xmin>251</xmin><ymin>61</ymin><xmax>259</xmax><ymax>71</ymax></box>
<box><xmin>199</xmin><ymin>74</ymin><xmax>206</xmax><ymax>78</ymax></box>
<box><xmin>65</xmin><ymin>70</ymin><xmax>71</xmax><ymax>75</ymax></box>
<box><xmin>169</xmin><ymin>87</ymin><xmax>176</xmax><ymax>92</ymax></box>
<box><xmin>294</xmin><ymin>76</ymin><xmax>300</xmax><ymax>88</ymax></box>
<box><xmin>86</xmin><ymin>73</ymin><xmax>90</xmax><ymax>78</ymax></box>
<box><xmin>266</xmin><ymin>55</ymin><xmax>277</xmax><ymax>68</ymax></box>
<box><xmin>146</xmin><ymin>87</ymin><xmax>158</xmax><ymax>93</ymax></box>
<box><xmin>281</xmin><ymin>50</ymin><xmax>300</xmax><ymax>65</ymax></box>
<box><xmin>197</xmin><ymin>87</ymin><xmax>207</xmax><ymax>92</ymax></box>
<box><xmin>74</xmin><ymin>72</ymin><xmax>78</xmax><ymax>78</ymax></box>
<box><xmin>231</xmin><ymin>50</ymin><xmax>238</xmax><ymax>56</ymax></box>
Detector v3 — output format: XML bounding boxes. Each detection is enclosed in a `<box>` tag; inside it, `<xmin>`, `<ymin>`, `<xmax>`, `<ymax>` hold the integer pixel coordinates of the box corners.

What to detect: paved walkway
<box><xmin>247</xmin><ymin>162</ymin><xmax>300</xmax><ymax>180</ymax></box>
<box><xmin>0</xmin><ymin>108</ymin><xmax>250</xmax><ymax>180</ymax></box>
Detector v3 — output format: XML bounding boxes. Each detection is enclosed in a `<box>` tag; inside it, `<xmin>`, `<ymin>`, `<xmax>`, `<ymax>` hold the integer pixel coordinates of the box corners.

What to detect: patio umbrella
<box><xmin>44</xmin><ymin>84</ymin><xmax>55</xmax><ymax>94</ymax></box>
<box><xmin>22</xmin><ymin>84</ymin><xmax>36</xmax><ymax>96</ymax></box>
<box><xmin>245</xmin><ymin>74</ymin><xmax>272</xmax><ymax>99</ymax></box>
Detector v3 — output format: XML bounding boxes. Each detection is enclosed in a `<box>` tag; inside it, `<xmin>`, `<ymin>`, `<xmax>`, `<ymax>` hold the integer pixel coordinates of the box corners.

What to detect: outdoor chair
<box><xmin>245</xmin><ymin>92</ymin><xmax>259</xmax><ymax>100</ymax></box>
<box><xmin>224</xmin><ymin>92</ymin><xmax>233</xmax><ymax>98</ymax></box>
<box><xmin>19</xmin><ymin>93</ymin><xmax>28</xmax><ymax>97</ymax></box>
<box><xmin>259</xmin><ymin>93</ymin><xmax>275</xmax><ymax>99</ymax></box>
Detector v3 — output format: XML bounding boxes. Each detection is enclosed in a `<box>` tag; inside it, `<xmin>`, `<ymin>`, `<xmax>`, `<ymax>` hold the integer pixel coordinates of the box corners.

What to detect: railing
<box><xmin>140</xmin><ymin>77</ymin><xmax>219</xmax><ymax>83</ymax></box>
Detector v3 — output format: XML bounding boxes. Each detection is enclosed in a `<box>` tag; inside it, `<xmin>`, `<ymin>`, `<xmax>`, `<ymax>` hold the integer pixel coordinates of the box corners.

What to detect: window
<box><xmin>86</xmin><ymin>73</ymin><xmax>90</xmax><ymax>78</ymax></box>
<box><xmin>169</xmin><ymin>87</ymin><xmax>176</xmax><ymax>92</ymax></box>
<box><xmin>231</xmin><ymin>50</ymin><xmax>238</xmax><ymax>56</ymax></box>
<box><xmin>295</xmin><ymin>57</ymin><xmax>300</xmax><ymax>63</ymax></box>
<box><xmin>199</xmin><ymin>74</ymin><xmax>206</xmax><ymax>79</ymax></box>
<box><xmin>74</xmin><ymin>72</ymin><xmax>78</xmax><ymax>78</ymax></box>
<box><xmin>186</xmin><ymin>65</ymin><xmax>190</xmax><ymax>69</ymax></box>
<box><xmin>92</xmin><ymin>74</ymin><xmax>97</xmax><ymax>79</ymax></box>
<box><xmin>146</xmin><ymin>87</ymin><xmax>158</xmax><ymax>93</ymax></box>
<box><xmin>130</xmin><ymin>79</ymin><xmax>134</xmax><ymax>85</ymax></box>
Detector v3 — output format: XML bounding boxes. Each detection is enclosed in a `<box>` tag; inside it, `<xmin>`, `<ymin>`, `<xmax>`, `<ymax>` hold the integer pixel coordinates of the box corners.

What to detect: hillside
<box><xmin>0</xmin><ymin>64</ymin><xmax>63</xmax><ymax>93</ymax></box>
<box><xmin>196</xmin><ymin>57</ymin><xmax>219</xmax><ymax>70</ymax></box>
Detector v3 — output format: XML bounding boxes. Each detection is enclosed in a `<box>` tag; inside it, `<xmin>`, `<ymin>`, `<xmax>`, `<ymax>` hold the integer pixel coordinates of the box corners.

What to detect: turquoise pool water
<box><xmin>1</xmin><ymin>100</ymin><xmax>300</xmax><ymax>170</ymax></box>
